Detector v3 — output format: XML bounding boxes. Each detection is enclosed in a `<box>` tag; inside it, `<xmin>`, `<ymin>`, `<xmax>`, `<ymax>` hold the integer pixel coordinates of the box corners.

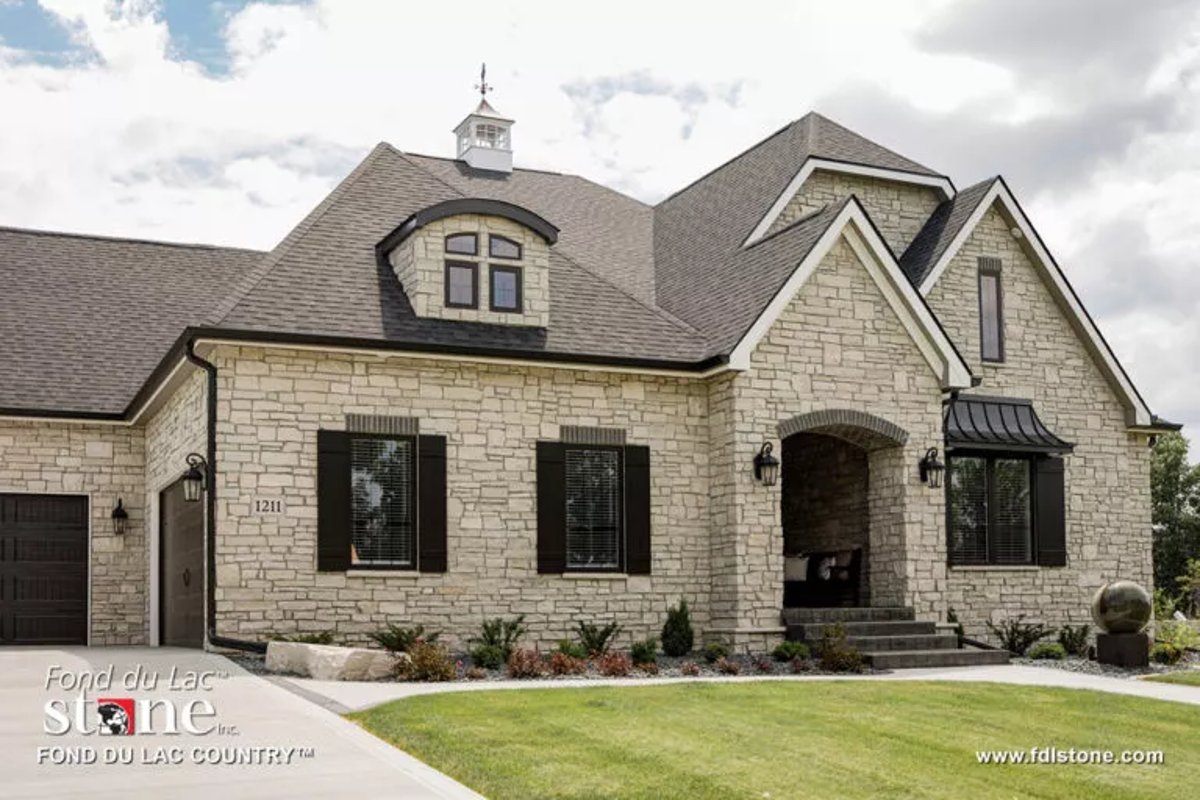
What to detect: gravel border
<box><xmin>1013</xmin><ymin>652</ymin><xmax>1200</xmax><ymax>679</ymax></box>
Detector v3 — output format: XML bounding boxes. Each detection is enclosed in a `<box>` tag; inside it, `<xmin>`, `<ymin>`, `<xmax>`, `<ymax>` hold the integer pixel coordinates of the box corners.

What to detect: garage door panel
<box><xmin>1</xmin><ymin>494</ymin><xmax>88</xmax><ymax>646</ymax></box>
<box><xmin>12</xmin><ymin>612</ymin><xmax>87</xmax><ymax>644</ymax></box>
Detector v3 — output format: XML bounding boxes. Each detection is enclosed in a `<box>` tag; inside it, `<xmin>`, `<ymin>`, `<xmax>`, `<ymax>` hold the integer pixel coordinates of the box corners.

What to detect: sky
<box><xmin>1</xmin><ymin>0</ymin><xmax>1198</xmax><ymax>440</ymax></box>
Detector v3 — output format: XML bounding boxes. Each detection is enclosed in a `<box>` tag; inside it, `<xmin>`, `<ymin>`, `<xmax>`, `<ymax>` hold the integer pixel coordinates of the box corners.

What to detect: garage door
<box><xmin>0</xmin><ymin>494</ymin><xmax>88</xmax><ymax>645</ymax></box>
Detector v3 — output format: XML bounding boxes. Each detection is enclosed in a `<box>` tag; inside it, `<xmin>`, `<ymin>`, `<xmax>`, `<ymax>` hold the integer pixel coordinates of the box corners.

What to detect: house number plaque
<box><xmin>252</xmin><ymin>497</ymin><xmax>287</xmax><ymax>516</ymax></box>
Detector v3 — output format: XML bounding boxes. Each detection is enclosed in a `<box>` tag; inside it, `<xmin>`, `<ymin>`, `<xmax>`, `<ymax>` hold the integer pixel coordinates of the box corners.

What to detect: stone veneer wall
<box><xmin>388</xmin><ymin>213</ymin><xmax>550</xmax><ymax>327</ymax></box>
<box><xmin>0</xmin><ymin>420</ymin><xmax>146</xmax><ymax>644</ymax></box>
<box><xmin>708</xmin><ymin>234</ymin><xmax>947</xmax><ymax>649</ymax></box>
<box><xmin>926</xmin><ymin>203</ymin><xmax>1153</xmax><ymax>642</ymax></box>
<box><xmin>768</xmin><ymin>170</ymin><xmax>941</xmax><ymax>256</ymax></box>
<box><xmin>209</xmin><ymin>345</ymin><xmax>710</xmax><ymax>649</ymax></box>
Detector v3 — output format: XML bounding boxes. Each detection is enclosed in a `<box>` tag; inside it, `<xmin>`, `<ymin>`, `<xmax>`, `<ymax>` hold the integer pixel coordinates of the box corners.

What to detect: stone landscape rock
<box><xmin>265</xmin><ymin>641</ymin><xmax>398</xmax><ymax>681</ymax></box>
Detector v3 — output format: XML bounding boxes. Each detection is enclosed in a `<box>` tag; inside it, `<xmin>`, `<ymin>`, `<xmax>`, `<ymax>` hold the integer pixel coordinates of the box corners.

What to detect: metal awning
<box><xmin>944</xmin><ymin>394</ymin><xmax>1074</xmax><ymax>454</ymax></box>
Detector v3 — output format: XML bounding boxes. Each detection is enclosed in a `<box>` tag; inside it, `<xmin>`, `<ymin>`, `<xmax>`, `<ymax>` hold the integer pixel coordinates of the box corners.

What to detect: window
<box><xmin>564</xmin><ymin>446</ymin><xmax>624</xmax><ymax>570</ymax></box>
<box><xmin>490</xmin><ymin>265</ymin><xmax>522</xmax><ymax>312</ymax></box>
<box><xmin>979</xmin><ymin>257</ymin><xmax>1004</xmax><ymax>362</ymax></box>
<box><xmin>489</xmin><ymin>235</ymin><xmax>522</xmax><ymax>260</ymax></box>
<box><xmin>350</xmin><ymin>436</ymin><xmax>416</xmax><ymax>567</ymax></box>
<box><xmin>444</xmin><ymin>261</ymin><xmax>478</xmax><ymax>308</ymax></box>
<box><xmin>948</xmin><ymin>455</ymin><xmax>1032</xmax><ymax>565</ymax></box>
<box><xmin>445</xmin><ymin>233</ymin><xmax>477</xmax><ymax>255</ymax></box>
<box><xmin>474</xmin><ymin>123</ymin><xmax>509</xmax><ymax>150</ymax></box>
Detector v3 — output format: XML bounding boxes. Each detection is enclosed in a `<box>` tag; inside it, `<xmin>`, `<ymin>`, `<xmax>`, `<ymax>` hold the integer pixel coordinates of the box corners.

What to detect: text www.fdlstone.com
<box><xmin>976</xmin><ymin>747</ymin><xmax>1164</xmax><ymax>766</ymax></box>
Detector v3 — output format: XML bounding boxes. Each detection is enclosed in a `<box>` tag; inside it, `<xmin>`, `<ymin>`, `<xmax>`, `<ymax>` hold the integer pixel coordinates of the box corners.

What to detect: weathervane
<box><xmin>475</xmin><ymin>63</ymin><xmax>492</xmax><ymax>99</ymax></box>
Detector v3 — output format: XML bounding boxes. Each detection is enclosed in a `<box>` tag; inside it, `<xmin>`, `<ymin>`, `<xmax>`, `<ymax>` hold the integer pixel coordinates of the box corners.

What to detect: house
<box><xmin>0</xmin><ymin>93</ymin><xmax>1179</xmax><ymax>665</ymax></box>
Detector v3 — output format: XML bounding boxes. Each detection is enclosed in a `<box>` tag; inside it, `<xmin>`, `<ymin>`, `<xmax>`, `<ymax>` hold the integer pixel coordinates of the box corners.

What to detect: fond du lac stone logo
<box><xmin>38</xmin><ymin>665</ymin><xmax>315</xmax><ymax>767</ymax></box>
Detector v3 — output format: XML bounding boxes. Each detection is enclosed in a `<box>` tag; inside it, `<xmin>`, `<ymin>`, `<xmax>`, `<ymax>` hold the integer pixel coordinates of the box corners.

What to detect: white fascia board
<box><xmin>728</xmin><ymin>203</ymin><xmax>973</xmax><ymax>390</ymax></box>
<box><xmin>918</xmin><ymin>181</ymin><xmax>1152</xmax><ymax>426</ymax></box>
<box><xmin>743</xmin><ymin>158</ymin><xmax>956</xmax><ymax>248</ymax></box>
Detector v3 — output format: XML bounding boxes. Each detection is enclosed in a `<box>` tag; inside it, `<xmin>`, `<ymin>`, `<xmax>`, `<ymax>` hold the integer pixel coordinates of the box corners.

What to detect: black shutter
<box><xmin>317</xmin><ymin>430</ymin><xmax>351</xmax><ymax>572</ymax></box>
<box><xmin>1034</xmin><ymin>457</ymin><xmax>1067</xmax><ymax>567</ymax></box>
<box><xmin>418</xmin><ymin>435</ymin><xmax>448</xmax><ymax>573</ymax></box>
<box><xmin>537</xmin><ymin>442</ymin><xmax>567</xmax><ymax>574</ymax></box>
<box><xmin>624</xmin><ymin>445</ymin><xmax>651</xmax><ymax>575</ymax></box>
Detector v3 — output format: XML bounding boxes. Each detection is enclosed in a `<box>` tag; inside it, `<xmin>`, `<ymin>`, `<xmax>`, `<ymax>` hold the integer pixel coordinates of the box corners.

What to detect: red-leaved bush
<box><xmin>506</xmin><ymin>648</ymin><xmax>548</xmax><ymax>679</ymax></box>
<box><xmin>680</xmin><ymin>661</ymin><xmax>701</xmax><ymax>677</ymax></box>
<box><xmin>596</xmin><ymin>651</ymin><xmax>633</xmax><ymax>677</ymax></box>
<box><xmin>548</xmin><ymin>652</ymin><xmax>587</xmax><ymax>676</ymax></box>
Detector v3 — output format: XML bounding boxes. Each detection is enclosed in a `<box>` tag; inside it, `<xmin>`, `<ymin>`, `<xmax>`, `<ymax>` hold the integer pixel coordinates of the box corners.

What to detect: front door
<box><xmin>160</xmin><ymin>481</ymin><xmax>204</xmax><ymax>647</ymax></box>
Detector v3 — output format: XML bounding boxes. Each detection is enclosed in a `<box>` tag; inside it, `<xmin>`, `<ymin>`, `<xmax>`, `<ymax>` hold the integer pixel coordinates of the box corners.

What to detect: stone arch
<box><xmin>777</xmin><ymin>409</ymin><xmax>908</xmax><ymax>452</ymax></box>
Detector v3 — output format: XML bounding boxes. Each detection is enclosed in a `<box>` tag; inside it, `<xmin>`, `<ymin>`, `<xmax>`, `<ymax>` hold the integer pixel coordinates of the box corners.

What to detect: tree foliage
<box><xmin>1151</xmin><ymin>432</ymin><xmax>1200</xmax><ymax>595</ymax></box>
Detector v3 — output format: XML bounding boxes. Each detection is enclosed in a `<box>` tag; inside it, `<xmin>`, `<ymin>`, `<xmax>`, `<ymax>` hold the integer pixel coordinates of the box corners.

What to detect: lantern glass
<box><xmin>919</xmin><ymin>448</ymin><xmax>945</xmax><ymax>489</ymax></box>
<box><xmin>111</xmin><ymin>498</ymin><xmax>129</xmax><ymax>536</ymax></box>
<box><xmin>753</xmin><ymin>442</ymin><xmax>780</xmax><ymax>487</ymax></box>
<box><xmin>182</xmin><ymin>468</ymin><xmax>204</xmax><ymax>502</ymax></box>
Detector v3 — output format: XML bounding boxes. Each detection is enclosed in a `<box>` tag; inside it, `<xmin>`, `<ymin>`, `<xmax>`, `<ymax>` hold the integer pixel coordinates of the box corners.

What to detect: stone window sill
<box><xmin>949</xmin><ymin>564</ymin><xmax>1041</xmax><ymax>572</ymax></box>
<box><xmin>560</xmin><ymin>572</ymin><xmax>628</xmax><ymax>580</ymax></box>
<box><xmin>345</xmin><ymin>570</ymin><xmax>420</xmax><ymax>579</ymax></box>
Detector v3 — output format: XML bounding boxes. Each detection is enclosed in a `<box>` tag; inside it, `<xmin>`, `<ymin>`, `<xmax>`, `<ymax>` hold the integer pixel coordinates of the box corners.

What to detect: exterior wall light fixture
<box><xmin>753</xmin><ymin>442</ymin><xmax>780</xmax><ymax>487</ymax></box>
<box><xmin>919</xmin><ymin>447</ymin><xmax>945</xmax><ymax>489</ymax></box>
<box><xmin>182</xmin><ymin>453</ymin><xmax>209</xmax><ymax>502</ymax></box>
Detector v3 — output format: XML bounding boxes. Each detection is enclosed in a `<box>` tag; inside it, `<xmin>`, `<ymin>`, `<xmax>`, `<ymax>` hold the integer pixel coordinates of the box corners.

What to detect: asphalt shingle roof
<box><xmin>899</xmin><ymin>178</ymin><xmax>997</xmax><ymax>287</ymax></box>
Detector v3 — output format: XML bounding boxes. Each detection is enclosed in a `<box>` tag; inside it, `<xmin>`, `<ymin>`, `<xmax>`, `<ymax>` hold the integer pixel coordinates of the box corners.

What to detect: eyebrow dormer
<box><xmin>378</xmin><ymin>198</ymin><xmax>557</xmax><ymax>329</ymax></box>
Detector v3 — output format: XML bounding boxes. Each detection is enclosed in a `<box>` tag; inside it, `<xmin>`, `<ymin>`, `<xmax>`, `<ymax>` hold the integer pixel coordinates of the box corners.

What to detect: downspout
<box><xmin>185</xmin><ymin>339</ymin><xmax>267</xmax><ymax>653</ymax></box>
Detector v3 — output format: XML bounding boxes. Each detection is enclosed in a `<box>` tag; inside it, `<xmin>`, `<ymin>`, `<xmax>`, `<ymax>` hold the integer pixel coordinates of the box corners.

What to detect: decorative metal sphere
<box><xmin>1090</xmin><ymin>581</ymin><xmax>1152</xmax><ymax>634</ymax></box>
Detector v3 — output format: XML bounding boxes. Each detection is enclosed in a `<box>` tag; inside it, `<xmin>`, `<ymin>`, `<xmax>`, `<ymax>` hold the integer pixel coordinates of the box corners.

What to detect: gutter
<box><xmin>184</xmin><ymin>338</ymin><xmax>267</xmax><ymax>654</ymax></box>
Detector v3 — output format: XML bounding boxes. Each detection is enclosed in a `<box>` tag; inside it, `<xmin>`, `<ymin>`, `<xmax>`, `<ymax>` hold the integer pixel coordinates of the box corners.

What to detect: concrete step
<box><xmin>782</xmin><ymin>606</ymin><xmax>915</xmax><ymax>625</ymax></box>
<box><xmin>865</xmin><ymin>648</ymin><xmax>1011</xmax><ymax>670</ymax></box>
<box><xmin>788</xmin><ymin>620</ymin><xmax>937</xmax><ymax>641</ymax></box>
<box><xmin>846</xmin><ymin>633</ymin><xmax>959</xmax><ymax>652</ymax></box>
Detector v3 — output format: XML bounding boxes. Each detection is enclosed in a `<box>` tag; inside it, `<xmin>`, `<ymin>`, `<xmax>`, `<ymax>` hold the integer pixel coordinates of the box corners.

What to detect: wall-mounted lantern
<box><xmin>182</xmin><ymin>453</ymin><xmax>208</xmax><ymax>503</ymax></box>
<box><xmin>753</xmin><ymin>442</ymin><xmax>780</xmax><ymax>487</ymax></box>
<box><xmin>919</xmin><ymin>447</ymin><xmax>945</xmax><ymax>489</ymax></box>
<box><xmin>111</xmin><ymin>498</ymin><xmax>129</xmax><ymax>535</ymax></box>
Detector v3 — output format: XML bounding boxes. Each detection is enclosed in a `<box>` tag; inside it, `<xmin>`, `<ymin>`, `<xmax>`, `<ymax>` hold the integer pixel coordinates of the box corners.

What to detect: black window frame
<box><xmin>444</xmin><ymin>260</ymin><xmax>479</xmax><ymax>309</ymax></box>
<box><xmin>445</xmin><ymin>233</ymin><xmax>478</xmax><ymax>256</ymax></box>
<box><xmin>946</xmin><ymin>450</ymin><xmax>1035</xmax><ymax>567</ymax></box>
<box><xmin>348</xmin><ymin>432</ymin><xmax>418</xmax><ymax>571</ymax></box>
<box><xmin>488</xmin><ymin>234</ymin><xmax>522</xmax><ymax>260</ymax></box>
<box><xmin>978</xmin><ymin>257</ymin><xmax>1005</xmax><ymax>363</ymax></box>
<box><xmin>489</xmin><ymin>264</ymin><xmax>524</xmax><ymax>313</ymax></box>
<box><xmin>563</xmin><ymin>443</ymin><xmax>626</xmax><ymax>574</ymax></box>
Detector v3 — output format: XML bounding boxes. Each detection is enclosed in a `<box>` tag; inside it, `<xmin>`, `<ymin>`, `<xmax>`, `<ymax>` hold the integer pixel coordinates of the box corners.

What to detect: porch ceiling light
<box><xmin>182</xmin><ymin>453</ymin><xmax>208</xmax><ymax>503</ymax></box>
<box><xmin>753</xmin><ymin>441</ymin><xmax>779</xmax><ymax>487</ymax></box>
<box><xmin>111</xmin><ymin>498</ymin><xmax>129</xmax><ymax>536</ymax></box>
<box><xmin>919</xmin><ymin>447</ymin><xmax>945</xmax><ymax>489</ymax></box>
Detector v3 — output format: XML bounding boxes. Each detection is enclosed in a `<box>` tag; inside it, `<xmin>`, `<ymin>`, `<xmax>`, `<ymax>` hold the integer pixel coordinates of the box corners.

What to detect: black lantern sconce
<box><xmin>753</xmin><ymin>442</ymin><xmax>780</xmax><ymax>487</ymax></box>
<box><xmin>182</xmin><ymin>453</ymin><xmax>209</xmax><ymax>503</ymax></box>
<box><xmin>111</xmin><ymin>498</ymin><xmax>129</xmax><ymax>536</ymax></box>
<box><xmin>919</xmin><ymin>447</ymin><xmax>945</xmax><ymax>489</ymax></box>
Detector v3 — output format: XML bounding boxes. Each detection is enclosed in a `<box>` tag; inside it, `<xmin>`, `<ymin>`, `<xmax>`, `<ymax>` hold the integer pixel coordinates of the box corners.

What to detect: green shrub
<box><xmin>401</xmin><ymin>642</ymin><xmax>456</xmax><ymax>682</ymax></box>
<box><xmin>1151</xmin><ymin>643</ymin><xmax>1184</xmax><ymax>665</ymax></box>
<box><xmin>469</xmin><ymin>644</ymin><xmax>506</xmax><ymax>670</ymax></box>
<box><xmin>506</xmin><ymin>648</ymin><xmax>547</xmax><ymax>679</ymax></box>
<box><xmin>473</xmin><ymin>615</ymin><xmax>527</xmax><ymax>662</ymax></box>
<box><xmin>630</xmin><ymin>637</ymin><xmax>658</xmax><ymax>666</ymax></box>
<box><xmin>269</xmin><ymin>630</ymin><xmax>335</xmax><ymax>645</ymax></box>
<box><xmin>548</xmin><ymin>651</ymin><xmax>588</xmax><ymax>676</ymax></box>
<box><xmin>576</xmin><ymin>620</ymin><xmax>622</xmax><ymax>656</ymax></box>
<box><xmin>1157</xmin><ymin>619</ymin><xmax>1200</xmax><ymax>650</ymax></box>
<box><xmin>1154</xmin><ymin>588</ymin><xmax>1180</xmax><ymax>620</ymax></box>
<box><xmin>596</xmin><ymin>651</ymin><xmax>633</xmax><ymax>677</ymax></box>
<box><xmin>369</xmin><ymin>624</ymin><xmax>439</xmax><ymax>654</ymax></box>
<box><xmin>715</xmin><ymin>657</ymin><xmax>741</xmax><ymax>675</ymax></box>
<box><xmin>1027</xmin><ymin>642</ymin><xmax>1067</xmax><ymax>661</ymax></box>
<box><xmin>661</xmin><ymin>599</ymin><xmax>695</xmax><ymax>657</ymax></box>
<box><xmin>703</xmin><ymin>642</ymin><xmax>729</xmax><ymax>664</ymax></box>
<box><xmin>771</xmin><ymin>641</ymin><xmax>810</xmax><ymax>662</ymax></box>
<box><xmin>1057</xmin><ymin>624</ymin><xmax>1090</xmax><ymax>657</ymax></box>
<box><xmin>555</xmin><ymin>639</ymin><xmax>588</xmax><ymax>659</ymax></box>
<box><xmin>986</xmin><ymin>615</ymin><xmax>1053</xmax><ymax>655</ymax></box>
<box><xmin>817</xmin><ymin>624</ymin><xmax>864</xmax><ymax>673</ymax></box>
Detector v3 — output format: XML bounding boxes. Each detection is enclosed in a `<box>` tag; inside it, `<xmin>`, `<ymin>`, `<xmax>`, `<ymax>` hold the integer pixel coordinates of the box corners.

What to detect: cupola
<box><xmin>453</xmin><ymin>64</ymin><xmax>513</xmax><ymax>173</ymax></box>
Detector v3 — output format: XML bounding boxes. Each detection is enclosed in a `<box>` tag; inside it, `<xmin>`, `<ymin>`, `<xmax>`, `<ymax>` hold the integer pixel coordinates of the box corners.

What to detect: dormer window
<box><xmin>490</xmin><ymin>265</ymin><xmax>522</xmax><ymax>312</ymax></box>
<box><xmin>446</xmin><ymin>233</ymin><xmax>477</xmax><ymax>256</ymax></box>
<box><xmin>489</xmin><ymin>235</ymin><xmax>521</xmax><ymax>260</ymax></box>
<box><xmin>444</xmin><ymin>261</ymin><xmax>478</xmax><ymax>309</ymax></box>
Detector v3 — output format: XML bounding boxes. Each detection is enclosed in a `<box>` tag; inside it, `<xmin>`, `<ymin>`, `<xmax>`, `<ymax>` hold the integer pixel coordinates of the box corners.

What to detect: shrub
<box><xmin>753</xmin><ymin>657</ymin><xmax>774</xmax><ymax>674</ymax></box>
<box><xmin>577</xmin><ymin>620</ymin><xmax>622</xmax><ymax>656</ymax></box>
<box><xmin>771</xmin><ymin>641</ymin><xmax>810</xmax><ymax>662</ymax></box>
<box><xmin>370</xmin><ymin>624</ymin><xmax>439</xmax><ymax>654</ymax></box>
<box><xmin>986</xmin><ymin>615</ymin><xmax>1053</xmax><ymax>656</ymax></box>
<box><xmin>630</xmin><ymin>637</ymin><xmax>658</xmax><ymax>666</ymax></box>
<box><xmin>680</xmin><ymin>661</ymin><xmax>701</xmax><ymax>677</ymax></box>
<box><xmin>469</xmin><ymin>644</ymin><xmax>506</xmax><ymax>670</ymax></box>
<box><xmin>464</xmin><ymin>666</ymin><xmax>487</xmax><ymax>681</ymax></box>
<box><xmin>556</xmin><ymin>639</ymin><xmax>589</xmax><ymax>659</ymax></box>
<box><xmin>703</xmin><ymin>642</ymin><xmax>729</xmax><ymax>664</ymax></box>
<box><xmin>506</xmin><ymin>648</ymin><xmax>548</xmax><ymax>679</ymax></box>
<box><xmin>1027</xmin><ymin>642</ymin><xmax>1067</xmax><ymax>661</ymax></box>
<box><xmin>548</xmin><ymin>652</ymin><xmax>588</xmax><ymax>676</ymax></box>
<box><xmin>661</xmin><ymin>599</ymin><xmax>695</xmax><ymax>657</ymax></box>
<box><xmin>715</xmin><ymin>657</ymin><xmax>741</xmax><ymax>675</ymax></box>
<box><xmin>1177</xmin><ymin>558</ymin><xmax>1200</xmax><ymax>616</ymax></box>
<box><xmin>637</xmin><ymin>661</ymin><xmax>660</xmax><ymax>675</ymax></box>
<box><xmin>596</xmin><ymin>651</ymin><xmax>633</xmax><ymax>677</ymax></box>
<box><xmin>402</xmin><ymin>642</ymin><xmax>456</xmax><ymax>682</ymax></box>
<box><xmin>1151</xmin><ymin>643</ymin><xmax>1184</xmax><ymax>665</ymax></box>
<box><xmin>1154</xmin><ymin>588</ymin><xmax>1180</xmax><ymax>620</ymax></box>
<box><xmin>817</xmin><ymin>624</ymin><xmax>864</xmax><ymax>673</ymax></box>
<box><xmin>947</xmin><ymin>607</ymin><xmax>965</xmax><ymax>648</ymax></box>
<box><xmin>270</xmin><ymin>630</ymin><xmax>335</xmax><ymax>645</ymax></box>
<box><xmin>473</xmin><ymin>615</ymin><xmax>527</xmax><ymax>662</ymax></box>
<box><xmin>1157</xmin><ymin>619</ymin><xmax>1200</xmax><ymax>650</ymax></box>
<box><xmin>1057</xmin><ymin>624</ymin><xmax>1090</xmax><ymax>657</ymax></box>
<box><xmin>790</xmin><ymin>656</ymin><xmax>815</xmax><ymax>674</ymax></box>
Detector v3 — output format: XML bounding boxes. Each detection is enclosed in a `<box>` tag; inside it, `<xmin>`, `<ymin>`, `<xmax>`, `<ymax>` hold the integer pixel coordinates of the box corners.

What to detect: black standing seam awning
<box><xmin>944</xmin><ymin>394</ymin><xmax>1074</xmax><ymax>454</ymax></box>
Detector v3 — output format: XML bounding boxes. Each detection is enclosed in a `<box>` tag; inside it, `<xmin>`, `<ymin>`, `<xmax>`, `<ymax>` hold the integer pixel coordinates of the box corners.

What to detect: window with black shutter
<box><xmin>948</xmin><ymin>453</ymin><xmax>1063</xmax><ymax>567</ymax></box>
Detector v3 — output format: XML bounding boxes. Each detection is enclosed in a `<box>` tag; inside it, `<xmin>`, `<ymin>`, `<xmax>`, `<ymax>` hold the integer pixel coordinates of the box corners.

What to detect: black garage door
<box><xmin>0</xmin><ymin>494</ymin><xmax>88</xmax><ymax>645</ymax></box>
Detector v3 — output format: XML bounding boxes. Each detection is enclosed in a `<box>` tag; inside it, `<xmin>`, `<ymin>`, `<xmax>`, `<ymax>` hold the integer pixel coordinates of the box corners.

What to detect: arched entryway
<box><xmin>778</xmin><ymin>410</ymin><xmax>908</xmax><ymax>608</ymax></box>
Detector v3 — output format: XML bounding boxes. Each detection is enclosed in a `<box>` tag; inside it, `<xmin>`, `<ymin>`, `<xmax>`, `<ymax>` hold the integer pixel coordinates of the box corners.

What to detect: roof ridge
<box><xmin>0</xmin><ymin>223</ymin><xmax>265</xmax><ymax>254</ymax></box>
<box><xmin>806</xmin><ymin>112</ymin><xmax>940</xmax><ymax>176</ymax></box>
<box><xmin>208</xmin><ymin>142</ymin><xmax>393</xmax><ymax>326</ymax></box>
<box><xmin>399</xmin><ymin>149</ymin><xmax>566</xmax><ymax>177</ymax></box>
<box><xmin>655</xmin><ymin>121</ymin><xmax>794</xmax><ymax>207</ymax></box>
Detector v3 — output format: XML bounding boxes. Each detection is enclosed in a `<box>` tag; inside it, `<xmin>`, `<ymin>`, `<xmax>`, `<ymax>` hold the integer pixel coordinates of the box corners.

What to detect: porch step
<box><xmin>864</xmin><ymin>648</ymin><xmax>1010</xmax><ymax>670</ymax></box>
<box><xmin>787</xmin><ymin>620</ymin><xmax>937</xmax><ymax>641</ymax></box>
<box><xmin>781</xmin><ymin>606</ymin><xmax>915</xmax><ymax>625</ymax></box>
<box><xmin>845</xmin><ymin>634</ymin><xmax>959</xmax><ymax>652</ymax></box>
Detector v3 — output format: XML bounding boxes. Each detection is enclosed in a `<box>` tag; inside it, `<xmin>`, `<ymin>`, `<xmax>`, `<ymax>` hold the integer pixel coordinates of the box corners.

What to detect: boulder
<box><xmin>264</xmin><ymin>641</ymin><xmax>400</xmax><ymax>681</ymax></box>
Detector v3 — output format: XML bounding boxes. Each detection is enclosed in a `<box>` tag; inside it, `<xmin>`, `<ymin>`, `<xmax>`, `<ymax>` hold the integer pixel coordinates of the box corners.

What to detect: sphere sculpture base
<box><xmin>1096</xmin><ymin>632</ymin><xmax>1149</xmax><ymax>668</ymax></box>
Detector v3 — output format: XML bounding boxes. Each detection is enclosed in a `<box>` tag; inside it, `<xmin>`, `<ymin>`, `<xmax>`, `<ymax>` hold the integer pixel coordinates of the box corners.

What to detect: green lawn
<box><xmin>1144</xmin><ymin>669</ymin><xmax>1200</xmax><ymax>686</ymax></box>
<box><xmin>349</xmin><ymin>682</ymin><xmax>1200</xmax><ymax>800</ymax></box>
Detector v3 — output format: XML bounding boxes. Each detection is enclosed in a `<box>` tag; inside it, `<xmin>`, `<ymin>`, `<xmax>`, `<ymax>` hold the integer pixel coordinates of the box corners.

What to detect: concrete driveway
<box><xmin>0</xmin><ymin>647</ymin><xmax>482</xmax><ymax>800</ymax></box>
